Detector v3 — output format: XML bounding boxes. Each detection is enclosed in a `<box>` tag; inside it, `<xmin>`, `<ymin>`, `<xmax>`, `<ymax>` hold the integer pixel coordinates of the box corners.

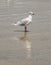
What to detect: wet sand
<box><xmin>0</xmin><ymin>0</ymin><xmax>51</xmax><ymax>65</ymax></box>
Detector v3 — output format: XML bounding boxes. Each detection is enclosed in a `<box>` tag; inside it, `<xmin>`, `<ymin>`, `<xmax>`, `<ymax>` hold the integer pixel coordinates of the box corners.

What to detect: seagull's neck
<box><xmin>28</xmin><ymin>15</ymin><xmax>32</xmax><ymax>20</ymax></box>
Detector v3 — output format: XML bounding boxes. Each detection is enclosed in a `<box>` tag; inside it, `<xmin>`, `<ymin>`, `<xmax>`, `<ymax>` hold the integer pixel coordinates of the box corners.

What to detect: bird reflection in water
<box><xmin>19</xmin><ymin>31</ymin><xmax>32</xmax><ymax>59</ymax></box>
<box><xmin>7</xmin><ymin>0</ymin><xmax>13</xmax><ymax>6</ymax></box>
<box><xmin>7</xmin><ymin>0</ymin><xmax>11</xmax><ymax>3</ymax></box>
<box><xmin>7</xmin><ymin>0</ymin><xmax>11</xmax><ymax>6</ymax></box>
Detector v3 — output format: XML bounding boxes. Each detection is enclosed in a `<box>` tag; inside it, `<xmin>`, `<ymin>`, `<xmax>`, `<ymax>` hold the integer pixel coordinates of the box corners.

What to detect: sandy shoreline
<box><xmin>0</xmin><ymin>59</ymin><xmax>51</xmax><ymax>65</ymax></box>
<box><xmin>0</xmin><ymin>0</ymin><xmax>51</xmax><ymax>65</ymax></box>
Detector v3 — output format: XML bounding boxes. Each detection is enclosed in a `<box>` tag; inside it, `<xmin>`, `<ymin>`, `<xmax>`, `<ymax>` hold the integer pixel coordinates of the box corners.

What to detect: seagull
<box><xmin>12</xmin><ymin>11</ymin><xmax>35</xmax><ymax>32</ymax></box>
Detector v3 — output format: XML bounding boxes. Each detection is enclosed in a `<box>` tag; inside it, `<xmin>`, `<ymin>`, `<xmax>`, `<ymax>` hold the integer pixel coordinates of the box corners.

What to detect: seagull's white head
<box><xmin>29</xmin><ymin>11</ymin><xmax>35</xmax><ymax>15</ymax></box>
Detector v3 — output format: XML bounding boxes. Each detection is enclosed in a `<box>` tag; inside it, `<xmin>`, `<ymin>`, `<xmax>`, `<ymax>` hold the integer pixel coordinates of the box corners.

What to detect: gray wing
<box><xmin>20</xmin><ymin>18</ymin><xmax>29</xmax><ymax>25</ymax></box>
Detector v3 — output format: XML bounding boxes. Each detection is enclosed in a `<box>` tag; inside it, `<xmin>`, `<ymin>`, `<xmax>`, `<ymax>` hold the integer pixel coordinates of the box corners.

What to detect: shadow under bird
<box><xmin>12</xmin><ymin>11</ymin><xmax>35</xmax><ymax>32</ymax></box>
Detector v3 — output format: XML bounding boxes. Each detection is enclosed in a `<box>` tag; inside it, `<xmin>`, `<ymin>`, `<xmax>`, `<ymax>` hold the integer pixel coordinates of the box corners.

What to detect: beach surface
<box><xmin>0</xmin><ymin>0</ymin><xmax>51</xmax><ymax>65</ymax></box>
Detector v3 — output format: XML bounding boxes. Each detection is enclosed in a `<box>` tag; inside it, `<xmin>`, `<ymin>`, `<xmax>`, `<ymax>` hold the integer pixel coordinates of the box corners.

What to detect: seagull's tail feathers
<box><xmin>11</xmin><ymin>21</ymin><xmax>20</xmax><ymax>26</ymax></box>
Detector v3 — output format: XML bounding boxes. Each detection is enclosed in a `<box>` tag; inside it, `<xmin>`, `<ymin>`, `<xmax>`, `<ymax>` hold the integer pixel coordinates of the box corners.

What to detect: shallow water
<box><xmin>0</xmin><ymin>0</ymin><xmax>51</xmax><ymax>65</ymax></box>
